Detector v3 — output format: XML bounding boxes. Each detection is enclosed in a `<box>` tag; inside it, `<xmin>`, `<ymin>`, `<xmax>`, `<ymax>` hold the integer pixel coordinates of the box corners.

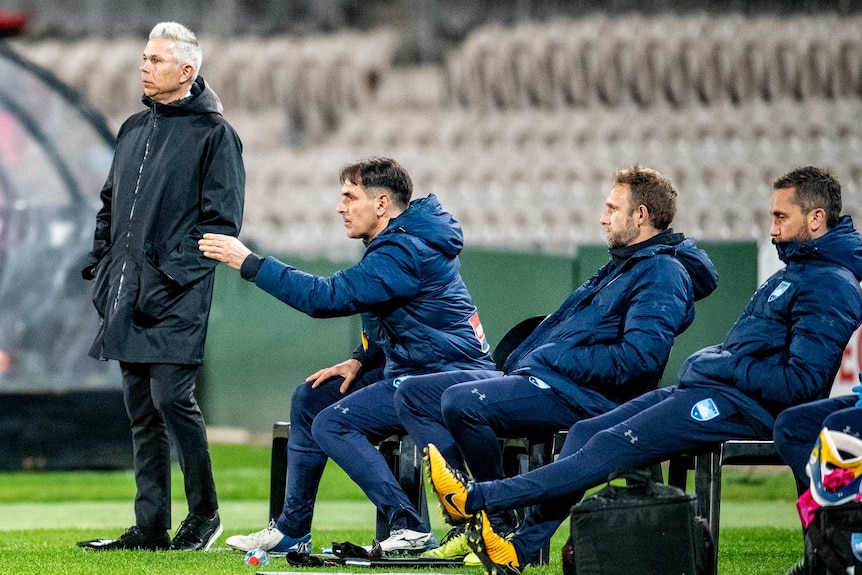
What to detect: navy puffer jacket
<box><xmin>504</xmin><ymin>231</ymin><xmax>719</xmax><ymax>417</ymax></box>
<box><xmin>679</xmin><ymin>216</ymin><xmax>862</xmax><ymax>434</ymax></box>
<box><xmin>255</xmin><ymin>194</ymin><xmax>494</xmax><ymax>378</ymax></box>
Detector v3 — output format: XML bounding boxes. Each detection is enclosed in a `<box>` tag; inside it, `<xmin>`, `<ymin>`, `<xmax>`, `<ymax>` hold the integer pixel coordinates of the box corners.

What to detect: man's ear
<box><xmin>636</xmin><ymin>204</ymin><xmax>649</xmax><ymax>226</ymax></box>
<box><xmin>809</xmin><ymin>207</ymin><xmax>826</xmax><ymax>234</ymax></box>
<box><xmin>376</xmin><ymin>192</ymin><xmax>392</xmax><ymax>216</ymax></box>
<box><xmin>180</xmin><ymin>64</ymin><xmax>195</xmax><ymax>84</ymax></box>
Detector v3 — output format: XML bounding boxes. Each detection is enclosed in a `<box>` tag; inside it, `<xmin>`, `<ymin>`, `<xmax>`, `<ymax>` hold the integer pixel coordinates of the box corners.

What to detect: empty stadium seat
<box><xmin>12</xmin><ymin>18</ymin><xmax>860</xmax><ymax>257</ymax></box>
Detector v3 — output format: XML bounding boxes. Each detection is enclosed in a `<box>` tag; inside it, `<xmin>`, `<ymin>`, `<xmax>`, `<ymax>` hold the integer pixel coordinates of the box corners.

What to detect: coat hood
<box><xmin>629</xmin><ymin>231</ymin><xmax>719</xmax><ymax>301</ymax></box>
<box><xmin>142</xmin><ymin>76</ymin><xmax>224</xmax><ymax>116</ymax></box>
<box><xmin>379</xmin><ymin>194</ymin><xmax>464</xmax><ymax>257</ymax></box>
<box><xmin>775</xmin><ymin>216</ymin><xmax>862</xmax><ymax>282</ymax></box>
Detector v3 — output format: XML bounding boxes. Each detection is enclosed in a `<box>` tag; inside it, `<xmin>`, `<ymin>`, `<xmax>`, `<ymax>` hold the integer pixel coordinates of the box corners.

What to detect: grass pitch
<box><xmin>0</xmin><ymin>443</ymin><xmax>803</xmax><ymax>574</ymax></box>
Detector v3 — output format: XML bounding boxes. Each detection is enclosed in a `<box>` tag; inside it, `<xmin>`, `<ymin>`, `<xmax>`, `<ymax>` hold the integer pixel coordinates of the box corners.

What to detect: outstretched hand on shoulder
<box><xmin>199</xmin><ymin>233</ymin><xmax>251</xmax><ymax>270</ymax></box>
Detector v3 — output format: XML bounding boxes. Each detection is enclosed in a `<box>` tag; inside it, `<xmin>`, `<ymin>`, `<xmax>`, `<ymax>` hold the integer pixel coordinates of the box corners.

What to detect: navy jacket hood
<box><xmin>378</xmin><ymin>194</ymin><xmax>463</xmax><ymax>258</ymax></box>
<box><xmin>628</xmin><ymin>230</ymin><xmax>718</xmax><ymax>301</ymax></box>
<box><xmin>776</xmin><ymin>216</ymin><xmax>862</xmax><ymax>281</ymax></box>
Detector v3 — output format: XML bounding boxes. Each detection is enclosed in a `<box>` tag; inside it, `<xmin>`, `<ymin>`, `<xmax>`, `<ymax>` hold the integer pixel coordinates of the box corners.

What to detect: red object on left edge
<box><xmin>0</xmin><ymin>12</ymin><xmax>28</xmax><ymax>37</ymax></box>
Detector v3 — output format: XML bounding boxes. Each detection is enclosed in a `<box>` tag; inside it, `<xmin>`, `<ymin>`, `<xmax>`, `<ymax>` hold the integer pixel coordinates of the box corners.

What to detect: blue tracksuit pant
<box><xmin>773</xmin><ymin>396</ymin><xmax>860</xmax><ymax>486</ymax></box>
<box><xmin>465</xmin><ymin>385</ymin><xmax>768</xmax><ymax>564</ymax></box>
<box><xmin>395</xmin><ymin>370</ymin><xmax>586</xmax><ymax>482</ymax></box>
<box><xmin>307</xmin><ymin>371</ymin><xmax>431</xmax><ymax>534</ymax></box>
<box><xmin>275</xmin><ymin>367</ymin><xmax>386</xmax><ymax>537</ymax></box>
<box><xmin>394</xmin><ymin>369</ymin><xmax>502</xmax><ymax>472</ymax></box>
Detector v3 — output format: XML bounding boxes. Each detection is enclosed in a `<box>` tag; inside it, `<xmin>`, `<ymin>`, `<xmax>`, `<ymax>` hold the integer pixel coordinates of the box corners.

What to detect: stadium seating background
<box><xmin>6</xmin><ymin>12</ymin><xmax>860</xmax><ymax>431</ymax></box>
<box><xmin>10</xmin><ymin>15</ymin><xmax>860</xmax><ymax>260</ymax></box>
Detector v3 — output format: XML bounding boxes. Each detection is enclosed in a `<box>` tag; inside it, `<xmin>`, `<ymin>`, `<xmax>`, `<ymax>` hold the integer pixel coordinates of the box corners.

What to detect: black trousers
<box><xmin>120</xmin><ymin>362</ymin><xmax>218</xmax><ymax>531</ymax></box>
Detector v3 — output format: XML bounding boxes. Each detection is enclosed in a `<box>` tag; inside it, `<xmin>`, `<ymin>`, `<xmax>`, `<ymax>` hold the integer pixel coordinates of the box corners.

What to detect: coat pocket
<box><xmin>133</xmin><ymin>257</ymin><xmax>184</xmax><ymax>326</ymax></box>
<box><xmin>90</xmin><ymin>254</ymin><xmax>112</xmax><ymax>318</ymax></box>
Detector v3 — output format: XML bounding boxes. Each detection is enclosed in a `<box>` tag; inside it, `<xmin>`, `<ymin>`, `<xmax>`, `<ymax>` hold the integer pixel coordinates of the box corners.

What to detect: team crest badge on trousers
<box><xmin>691</xmin><ymin>398</ymin><xmax>720</xmax><ymax>421</ymax></box>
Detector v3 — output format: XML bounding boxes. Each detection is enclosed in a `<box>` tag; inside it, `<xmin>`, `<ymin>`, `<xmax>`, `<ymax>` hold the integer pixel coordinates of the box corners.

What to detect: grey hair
<box><xmin>149</xmin><ymin>22</ymin><xmax>202</xmax><ymax>81</ymax></box>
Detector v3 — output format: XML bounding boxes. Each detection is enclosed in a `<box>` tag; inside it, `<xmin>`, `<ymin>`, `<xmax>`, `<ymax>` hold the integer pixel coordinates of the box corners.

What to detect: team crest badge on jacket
<box><xmin>768</xmin><ymin>281</ymin><xmax>791</xmax><ymax>302</ymax></box>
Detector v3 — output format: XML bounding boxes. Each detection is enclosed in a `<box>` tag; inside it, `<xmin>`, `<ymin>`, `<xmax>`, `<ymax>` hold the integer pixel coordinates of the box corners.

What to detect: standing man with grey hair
<box><xmin>77</xmin><ymin>22</ymin><xmax>244</xmax><ymax>551</ymax></box>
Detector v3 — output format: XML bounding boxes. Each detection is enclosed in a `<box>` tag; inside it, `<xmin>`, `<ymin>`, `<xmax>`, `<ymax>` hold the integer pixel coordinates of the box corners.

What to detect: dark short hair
<box><xmin>339</xmin><ymin>157</ymin><xmax>413</xmax><ymax>209</ymax></box>
<box><xmin>612</xmin><ymin>165</ymin><xmax>677</xmax><ymax>230</ymax></box>
<box><xmin>773</xmin><ymin>166</ymin><xmax>842</xmax><ymax>228</ymax></box>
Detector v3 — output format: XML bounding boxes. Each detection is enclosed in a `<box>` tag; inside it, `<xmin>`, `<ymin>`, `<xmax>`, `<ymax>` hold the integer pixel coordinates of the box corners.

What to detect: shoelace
<box><xmin>438</xmin><ymin>527</ymin><xmax>463</xmax><ymax>545</ymax></box>
<box><xmin>173</xmin><ymin>515</ymin><xmax>205</xmax><ymax>543</ymax></box>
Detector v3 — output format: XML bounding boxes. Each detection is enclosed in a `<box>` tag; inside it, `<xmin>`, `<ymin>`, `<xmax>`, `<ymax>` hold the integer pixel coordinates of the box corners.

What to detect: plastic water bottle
<box><xmin>244</xmin><ymin>548</ymin><xmax>269</xmax><ymax>566</ymax></box>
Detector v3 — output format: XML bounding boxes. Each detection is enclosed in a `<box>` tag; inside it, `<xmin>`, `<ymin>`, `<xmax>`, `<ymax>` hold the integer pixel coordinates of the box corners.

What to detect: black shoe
<box><xmin>490</xmin><ymin>509</ymin><xmax>521</xmax><ymax>538</ymax></box>
<box><xmin>171</xmin><ymin>511</ymin><xmax>223</xmax><ymax>551</ymax></box>
<box><xmin>77</xmin><ymin>525</ymin><xmax>170</xmax><ymax>551</ymax></box>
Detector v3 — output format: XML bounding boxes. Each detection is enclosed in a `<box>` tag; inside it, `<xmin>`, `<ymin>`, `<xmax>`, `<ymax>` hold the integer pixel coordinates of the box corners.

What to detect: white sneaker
<box><xmin>225</xmin><ymin>520</ymin><xmax>311</xmax><ymax>553</ymax></box>
<box><xmin>376</xmin><ymin>528</ymin><xmax>439</xmax><ymax>553</ymax></box>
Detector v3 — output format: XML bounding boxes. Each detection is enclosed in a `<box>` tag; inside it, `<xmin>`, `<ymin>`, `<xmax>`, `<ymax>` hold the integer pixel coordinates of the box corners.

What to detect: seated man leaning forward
<box><xmin>392</xmin><ymin>165</ymin><xmax>718</xmax><ymax>561</ymax></box>
<box><xmin>199</xmin><ymin>157</ymin><xmax>494</xmax><ymax>554</ymax></box>
<box><xmin>424</xmin><ymin>165</ymin><xmax>862</xmax><ymax>575</ymax></box>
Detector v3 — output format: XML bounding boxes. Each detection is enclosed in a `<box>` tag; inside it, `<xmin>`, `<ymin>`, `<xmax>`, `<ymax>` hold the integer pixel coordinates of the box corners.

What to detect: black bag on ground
<box><xmin>804</xmin><ymin>502</ymin><xmax>862</xmax><ymax>575</ymax></box>
<box><xmin>567</xmin><ymin>470</ymin><xmax>713</xmax><ymax>575</ymax></box>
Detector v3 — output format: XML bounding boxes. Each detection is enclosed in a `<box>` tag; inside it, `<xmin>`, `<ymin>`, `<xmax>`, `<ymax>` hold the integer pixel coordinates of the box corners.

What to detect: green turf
<box><xmin>0</xmin><ymin>443</ymin><xmax>805</xmax><ymax>574</ymax></box>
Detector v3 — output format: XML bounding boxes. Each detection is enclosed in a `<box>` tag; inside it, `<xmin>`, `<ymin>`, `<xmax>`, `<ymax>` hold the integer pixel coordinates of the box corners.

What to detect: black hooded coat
<box><xmin>83</xmin><ymin>77</ymin><xmax>244</xmax><ymax>364</ymax></box>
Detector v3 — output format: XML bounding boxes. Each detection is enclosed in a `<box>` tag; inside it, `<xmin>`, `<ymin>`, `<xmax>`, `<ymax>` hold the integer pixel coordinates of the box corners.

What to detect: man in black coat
<box><xmin>78</xmin><ymin>21</ymin><xmax>244</xmax><ymax>551</ymax></box>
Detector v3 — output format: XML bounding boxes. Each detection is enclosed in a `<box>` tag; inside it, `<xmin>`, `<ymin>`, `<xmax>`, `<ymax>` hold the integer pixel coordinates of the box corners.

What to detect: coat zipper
<box><xmin>112</xmin><ymin>107</ymin><xmax>156</xmax><ymax>311</ymax></box>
